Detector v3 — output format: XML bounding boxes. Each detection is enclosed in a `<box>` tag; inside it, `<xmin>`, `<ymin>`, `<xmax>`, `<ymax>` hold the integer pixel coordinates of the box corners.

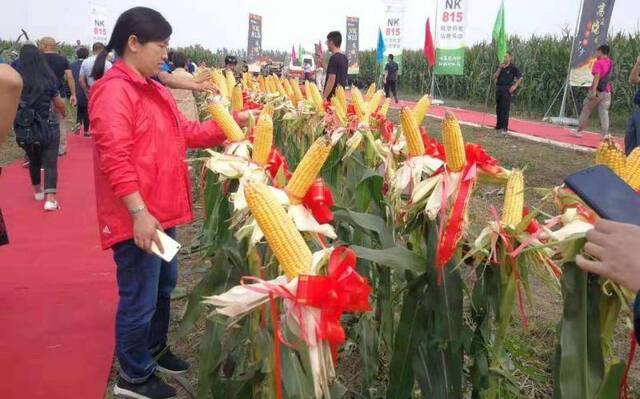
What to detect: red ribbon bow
<box><xmin>465</xmin><ymin>143</ymin><xmax>501</xmax><ymax>176</ymax></box>
<box><xmin>266</xmin><ymin>148</ymin><xmax>292</xmax><ymax>184</ymax></box>
<box><xmin>296</xmin><ymin>247</ymin><xmax>372</xmax><ymax>363</ymax></box>
<box><xmin>302</xmin><ymin>178</ymin><xmax>334</xmax><ymax>224</ymax></box>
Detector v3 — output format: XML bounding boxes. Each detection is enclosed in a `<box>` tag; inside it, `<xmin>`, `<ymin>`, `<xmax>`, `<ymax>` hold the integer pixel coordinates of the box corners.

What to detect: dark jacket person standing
<box><xmin>493</xmin><ymin>51</ymin><xmax>523</xmax><ymax>133</ymax></box>
<box><xmin>383</xmin><ymin>54</ymin><xmax>399</xmax><ymax>103</ymax></box>
<box><xmin>322</xmin><ymin>31</ymin><xmax>348</xmax><ymax>100</ymax></box>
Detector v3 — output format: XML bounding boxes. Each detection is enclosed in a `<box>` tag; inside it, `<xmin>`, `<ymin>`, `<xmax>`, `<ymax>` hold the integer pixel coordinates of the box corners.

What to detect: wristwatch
<box><xmin>129</xmin><ymin>205</ymin><xmax>146</xmax><ymax>215</ymax></box>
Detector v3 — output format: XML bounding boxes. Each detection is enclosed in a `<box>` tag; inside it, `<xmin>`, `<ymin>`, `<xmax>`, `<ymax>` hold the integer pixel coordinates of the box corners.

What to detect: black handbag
<box><xmin>13</xmin><ymin>94</ymin><xmax>58</xmax><ymax>148</ymax></box>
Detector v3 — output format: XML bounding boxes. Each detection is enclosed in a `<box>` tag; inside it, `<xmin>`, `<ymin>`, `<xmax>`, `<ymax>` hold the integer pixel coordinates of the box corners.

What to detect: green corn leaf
<box><xmin>351</xmin><ymin>245</ymin><xmax>426</xmax><ymax>273</ymax></box>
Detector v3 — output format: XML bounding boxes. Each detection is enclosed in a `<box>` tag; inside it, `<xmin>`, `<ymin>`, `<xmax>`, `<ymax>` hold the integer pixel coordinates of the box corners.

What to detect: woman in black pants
<box><xmin>14</xmin><ymin>44</ymin><xmax>65</xmax><ymax>211</ymax></box>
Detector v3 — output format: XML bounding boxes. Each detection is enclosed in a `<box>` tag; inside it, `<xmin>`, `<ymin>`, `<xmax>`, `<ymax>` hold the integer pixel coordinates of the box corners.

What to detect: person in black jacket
<box><xmin>70</xmin><ymin>46</ymin><xmax>89</xmax><ymax>136</ymax></box>
<box><xmin>492</xmin><ymin>51</ymin><xmax>523</xmax><ymax>134</ymax></box>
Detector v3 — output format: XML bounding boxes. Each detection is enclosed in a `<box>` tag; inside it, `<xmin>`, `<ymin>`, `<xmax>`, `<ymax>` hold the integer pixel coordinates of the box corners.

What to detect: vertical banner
<box><xmin>247</xmin><ymin>13</ymin><xmax>262</xmax><ymax>72</ymax></box>
<box><xmin>346</xmin><ymin>16</ymin><xmax>360</xmax><ymax>74</ymax></box>
<box><xmin>382</xmin><ymin>0</ymin><xmax>405</xmax><ymax>74</ymax></box>
<box><xmin>88</xmin><ymin>4</ymin><xmax>110</xmax><ymax>47</ymax></box>
<box><xmin>434</xmin><ymin>0</ymin><xmax>468</xmax><ymax>76</ymax></box>
<box><xmin>569</xmin><ymin>0</ymin><xmax>616</xmax><ymax>87</ymax></box>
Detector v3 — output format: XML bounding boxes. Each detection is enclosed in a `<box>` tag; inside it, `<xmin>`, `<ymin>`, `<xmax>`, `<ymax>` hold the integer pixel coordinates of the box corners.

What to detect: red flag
<box><xmin>424</xmin><ymin>18</ymin><xmax>436</xmax><ymax>68</ymax></box>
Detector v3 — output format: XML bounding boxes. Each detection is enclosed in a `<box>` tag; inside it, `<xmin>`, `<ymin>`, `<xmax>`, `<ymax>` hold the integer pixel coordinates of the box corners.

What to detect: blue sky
<box><xmin>1</xmin><ymin>0</ymin><xmax>638</xmax><ymax>51</ymax></box>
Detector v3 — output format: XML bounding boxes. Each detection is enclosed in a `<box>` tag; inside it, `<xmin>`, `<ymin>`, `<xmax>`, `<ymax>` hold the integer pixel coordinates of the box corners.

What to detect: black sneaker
<box><xmin>113</xmin><ymin>374</ymin><xmax>176</xmax><ymax>399</ymax></box>
<box><xmin>154</xmin><ymin>347</ymin><xmax>190</xmax><ymax>375</ymax></box>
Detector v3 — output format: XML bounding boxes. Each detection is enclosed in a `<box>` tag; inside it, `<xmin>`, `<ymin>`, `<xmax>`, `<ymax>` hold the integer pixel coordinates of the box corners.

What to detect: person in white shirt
<box><xmin>79</xmin><ymin>42</ymin><xmax>113</xmax><ymax>93</ymax></box>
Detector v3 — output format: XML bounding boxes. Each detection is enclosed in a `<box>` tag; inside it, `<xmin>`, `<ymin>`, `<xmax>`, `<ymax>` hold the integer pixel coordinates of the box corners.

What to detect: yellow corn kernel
<box><xmin>208</xmin><ymin>102</ymin><xmax>245</xmax><ymax>142</ymax></box>
<box><xmin>252</xmin><ymin>113</ymin><xmax>273</xmax><ymax>166</ymax></box>
<box><xmin>290</xmin><ymin>78</ymin><xmax>304</xmax><ymax>105</ymax></box>
<box><xmin>282</xmin><ymin>78</ymin><xmax>296</xmax><ymax>105</ymax></box>
<box><xmin>213</xmin><ymin>70</ymin><xmax>228</xmax><ymax>98</ymax></box>
<box><xmin>285</xmin><ymin>135</ymin><xmax>333</xmax><ymax>203</ymax></box>
<box><xmin>331</xmin><ymin>96</ymin><xmax>347</xmax><ymax>126</ymax></box>
<box><xmin>231</xmin><ymin>85</ymin><xmax>243</xmax><ymax>112</ymax></box>
<box><xmin>274</xmin><ymin>75</ymin><xmax>287</xmax><ymax>97</ymax></box>
<box><xmin>379</xmin><ymin>98</ymin><xmax>390</xmax><ymax>117</ymax></box>
<box><xmin>595</xmin><ymin>136</ymin><xmax>626</xmax><ymax>177</ymax></box>
<box><xmin>364</xmin><ymin>83</ymin><xmax>376</xmax><ymax>101</ymax></box>
<box><xmin>225</xmin><ymin>70</ymin><xmax>236</xmax><ymax>98</ymax></box>
<box><xmin>304</xmin><ymin>80</ymin><xmax>313</xmax><ymax>102</ymax></box>
<box><xmin>244</xmin><ymin>181</ymin><xmax>312</xmax><ymax>279</ymax></box>
<box><xmin>368</xmin><ymin>90</ymin><xmax>385</xmax><ymax>115</ymax></box>
<box><xmin>261</xmin><ymin>102</ymin><xmax>275</xmax><ymax>119</ymax></box>
<box><xmin>624</xmin><ymin>148</ymin><xmax>640</xmax><ymax>190</ymax></box>
<box><xmin>400</xmin><ymin>107</ymin><xmax>425</xmax><ymax>157</ymax></box>
<box><xmin>257</xmin><ymin>75</ymin><xmax>266</xmax><ymax>92</ymax></box>
<box><xmin>442</xmin><ymin>112</ymin><xmax>466</xmax><ymax>172</ymax></box>
<box><xmin>412</xmin><ymin>94</ymin><xmax>432</xmax><ymax>126</ymax></box>
<box><xmin>501</xmin><ymin>169</ymin><xmax>525</xmax><ymax>227</ymax></box>
<box><xmin>335</xmin><ymin>85</ymin><xmax>347</xmax><ymax>111</ymax></box>
<box><xmin>309</xmin><ymin>82</ymin><xmax>325</xmax><ymax>114</ymax></box>
<box><xmin>351</xmin><ymin>87</ymin><xmax>366</xmax><ymax>118</ymax></box>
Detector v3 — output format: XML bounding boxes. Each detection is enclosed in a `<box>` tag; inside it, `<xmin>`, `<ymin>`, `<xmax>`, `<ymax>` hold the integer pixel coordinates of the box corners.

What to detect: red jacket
<box><xmin>90</xmin><ymin>61</ymin><xmax>226</xmax><ymax>249</ymax></box>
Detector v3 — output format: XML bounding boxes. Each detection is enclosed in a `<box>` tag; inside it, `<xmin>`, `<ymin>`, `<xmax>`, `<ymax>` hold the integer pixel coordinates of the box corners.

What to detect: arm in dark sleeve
<box><xmin>514</xmin><ymin>66</ymin><xmax>522</xmax><ymax>80</ymax></box>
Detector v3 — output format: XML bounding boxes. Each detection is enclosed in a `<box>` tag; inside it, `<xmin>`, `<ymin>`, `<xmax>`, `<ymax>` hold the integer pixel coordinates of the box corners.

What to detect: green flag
<box><xmin>298</xmin><ymin>44</ymin><xmax>304</xmax><ymax>66</ymax></box>
<box><xmin>492</xmin><ymin>2</ymin><xmax>507</xmax><ymax>62</ymax></box>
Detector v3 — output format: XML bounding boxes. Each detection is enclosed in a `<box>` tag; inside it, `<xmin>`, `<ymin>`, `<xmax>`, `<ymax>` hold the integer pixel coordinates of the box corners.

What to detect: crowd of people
<box><xmin>1</xmin><ymin>5</ymin><xmax>640</xmax><ymax>399</ymax></box>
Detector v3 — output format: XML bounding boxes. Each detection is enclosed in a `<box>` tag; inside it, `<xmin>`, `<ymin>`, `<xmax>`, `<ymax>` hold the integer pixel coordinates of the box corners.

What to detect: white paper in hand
<box><xmin>150</xmin><ymin>229</ymin><xmax>182</xmax><ymax>262</ymax></box>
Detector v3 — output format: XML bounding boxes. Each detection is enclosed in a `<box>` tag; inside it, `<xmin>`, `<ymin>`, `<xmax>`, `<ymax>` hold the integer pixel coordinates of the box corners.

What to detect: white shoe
<box><xmin>34</xmin><ymin>192</ymin><xmax>45</xmax><ymax>201</ymax></box>
<box><xmin>44</xmin><ymin>200</ymin><xmax>60</xmax><ymax>211</ymax></box>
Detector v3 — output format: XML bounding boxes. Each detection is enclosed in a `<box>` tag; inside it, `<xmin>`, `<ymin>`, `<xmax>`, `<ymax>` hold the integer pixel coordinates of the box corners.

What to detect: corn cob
<box><xmin>335</xmin><ymin>86</ymin><xmax>347</xmax><ymax>111</ymax></box>
<box><xmin>244</xmin><ymin>181</ymin><xmax>312</xmax><ymax>279</ymax></box>
<box><xmin>595</xmin><ymin>136</ymin><xmax>626</xmax><ymax>177</ymax></box>
<box><xmin>208</xmin><ymin>102</ymin><xmax>245</xmax><ymax>142</ymax></box>
<box><xmin>274</xmin><ymin>76</ymin><xmax>287</xmax><ymax>97</ymax></box>
<box><xmin>285</xmin><ymin>135</ymin><xmax>334</xmax><ymax>203</ymax></box>
<box><xmin>231</xmin><ymin>85</ymin><xmax>244</xmax><ymax>112</ymax></box>
<box><xmin>213</xmin><ymin>70</ymin><xmax>228</xmax><ymax>98</ymax></box>
<box><xmin>261</xmin><ymin>102</ymin><xmax>275</xmax><ymax>118</ymax></box>
<box><xmin>412</xmin><ymin>94</ymin><xmax>432</xmax><ymax>126</ymax></box>
<box><xmin>501</xmin><ymin>169</ymin><xmax>525</xmax><ymax>227</ymax></box>
<box><xmin>257</xmin><ymin>74</ymin><xmax>266</xmax><ymax>92</ymax></box>
<box><xmin>331</xmin><ymin>96</ymin><xmax>347</xmax><ymax>125</ymax></box>
<box><xmin>225</xmin><ymin>70</ymin><xmax>236</xmax><ymax>98</ymax></box>
<box><xmin>304</xmin><ymin>80</ymin><xmax>313</xmax><ymax>102</ymax></box>
<box><xmin>309</xmin><ymin>82</ymin><xmax>325</xmax><ymax>113</ymax></box>
<box><xmin>265</xmin><ymin>76</ymin><xmax>276</xmax><ymax>93</ymax></box>
<box><xmin>364</xmin><ymin>83</ymin><xmax>376</xmax><ymax>101</ymax></box>
<box><xmin>282</xmin><ymin>78</ymin><xmax>296</xmax><ymax>105</ymax></box>
<box><xmin>290</xmin><ymin>78</ymin><xmax>304</xmax><ymax>105</ymax></box>
<box><xmin>379</xmin><ymin>98</ymin><xmax>390</xmax><ymax>117</ymax></box>
<box><xmin>400</xmin><ymin>107</ymin><xmax>425</xmax><ymax>157</ymax></box>
<box><xmin>624</xmin><ymin>148</ymin><xmax>640</xmax><ymax>190</ymax></box>
<box><xmin>252</xmin><ymin>113</ymin><xmax>273</xmax><ymax>166</ymax></box>
<box><xmin>442</xmin><ymin>112</ymin><xmax>466</xmax><ymax>172</ymax></box>
<box><xmin>368</xmin><ymin>90</ymin><xmax>385</xmax><ymax>115</ymax></box>
<box><xmin>351</xmin><ymin>87</ymin><xmax>367</xmax><ymax>118</ymax></box>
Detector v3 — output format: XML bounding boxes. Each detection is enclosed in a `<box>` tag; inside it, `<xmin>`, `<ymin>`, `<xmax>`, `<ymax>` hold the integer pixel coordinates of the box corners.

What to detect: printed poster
<box><xmin>434</xmin><ymin>0</ymin><xmax>469</xmax><ymax>76</ymax></box>
<box><xmin>382</xmin><ymin>0</ymin><xmax>405</xmax><ymax>74</ymax></box>
<box><xmin>346</xmin><ymin>17</ymin><xmax>360</xmax><ymax>74</ymax></box>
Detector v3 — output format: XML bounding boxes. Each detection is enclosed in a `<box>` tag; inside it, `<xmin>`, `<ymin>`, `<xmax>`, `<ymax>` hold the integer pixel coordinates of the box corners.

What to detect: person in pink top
<box><xmin>574</xmin><ymin>45</ymin><xmax>614</xmax><ymax>137</ymax></box>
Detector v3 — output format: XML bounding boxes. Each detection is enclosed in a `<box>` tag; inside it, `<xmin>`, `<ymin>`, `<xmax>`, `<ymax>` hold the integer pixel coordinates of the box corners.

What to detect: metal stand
<box><xmin>544</xmin><ymin>0</ymin><xmax>583</xmax><ymax>127</ymax></box>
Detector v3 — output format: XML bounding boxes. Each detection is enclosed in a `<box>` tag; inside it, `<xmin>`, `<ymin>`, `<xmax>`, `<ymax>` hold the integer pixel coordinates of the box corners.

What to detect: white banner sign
<box><xmin>435</xmin><ymin>0</ymin><xmax>469</xmax><ymax>75</ymax></box>
<box><xmin>382</xmin><ymin>0</ymin><xmax>405</xmax><ymax>73</ymax></box>
<box><xmin>89</xmin><ymin>4</ymin><xmax>110</xmax><ymax>46</ymax></box>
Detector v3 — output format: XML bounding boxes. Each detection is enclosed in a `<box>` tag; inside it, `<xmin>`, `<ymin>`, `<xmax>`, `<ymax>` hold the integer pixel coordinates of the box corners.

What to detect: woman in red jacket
<box><xmin>89</xmin><ymin>7</ymin><xmax>251</xmax><ymax>399</ymax></box>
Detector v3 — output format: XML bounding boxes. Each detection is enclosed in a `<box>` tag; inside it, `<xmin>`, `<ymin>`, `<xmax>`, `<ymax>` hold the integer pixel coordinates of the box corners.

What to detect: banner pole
<box><xmin>430</xmin><ymin>0</ymin><xmax>440</xmax><ymax>98</ymax></box>
<box><xmin>558</xmin><ymin>0</ymin><xmax>584</xmax><ymax>119</ymax></box>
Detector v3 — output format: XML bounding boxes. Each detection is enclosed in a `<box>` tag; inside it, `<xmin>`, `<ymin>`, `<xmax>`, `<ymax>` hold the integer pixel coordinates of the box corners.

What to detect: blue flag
<box><xmin>376</xmin><ymin>28</ymin><xmax>386</xmax><ymax>64</ymax></box>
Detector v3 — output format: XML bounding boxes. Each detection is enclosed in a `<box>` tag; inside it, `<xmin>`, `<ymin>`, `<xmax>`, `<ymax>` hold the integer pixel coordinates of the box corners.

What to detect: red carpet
<box><xmin>390</xmin><ymin>99</ymin><xmax>622</xmax><ymax>150</ymax></box>
<box><xmin>0</xmin><ymin>134</ymin><xmax>116</xmax><ymax>398</ymax></box>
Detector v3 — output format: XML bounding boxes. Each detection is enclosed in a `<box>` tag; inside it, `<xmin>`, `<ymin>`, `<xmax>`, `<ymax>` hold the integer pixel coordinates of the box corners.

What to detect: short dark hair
<box><xmin>388</xmin><ymin>54</ymin><xmax>394</xmax><ymax>60</ymax></box>
<box><xmin>173</xmin><ymin>52</ymin><xmax>187</xmax><ymax>69</ymax></box>
<box><xmin>92</xmin><ymin>42</ymin><xmax>105</xmax><ymax>52</ymax></box>
<box><xmin>597</xmin><ymin>44</ymin><xmax>610</xmax><ymax>55</ymax></box>
<box><xmin>76</xmin><ymin>46</ymin><xmax>89</xmax><ymax>59</ymax></box>
<box><xmin>327</xmin><ymin>31</ymin><xmax>342</xmax><ymax>48</ymax></box>
<box><xmin>506</xmin><ymin>50</ymin><xmax>513</xmax><ymax>57</ymax></box>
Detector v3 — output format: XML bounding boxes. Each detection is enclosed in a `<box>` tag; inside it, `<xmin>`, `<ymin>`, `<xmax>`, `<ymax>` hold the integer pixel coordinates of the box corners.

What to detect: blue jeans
<box><xmin>112</xmin><ymin>228</ymin><xmax>178</xmax><ymax>383</ymax></box>
<box><xmin>624</xmin><ymin>105</ymin><xmax>640</xmax><ymax>155</ymax></box>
